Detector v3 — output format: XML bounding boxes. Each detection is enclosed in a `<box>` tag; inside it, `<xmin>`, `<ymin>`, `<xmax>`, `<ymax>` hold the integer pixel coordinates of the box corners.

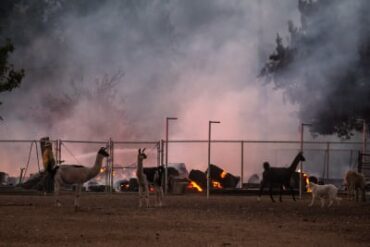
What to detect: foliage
<box><xmin>0</xmin><ymin>38</ymin><xmax>24</xmax><ymax>119</ymax></box>
<box><xmin>260</xmin><ymin>0</ymin><xmax>370</xmax><ymax>139</ymax></box>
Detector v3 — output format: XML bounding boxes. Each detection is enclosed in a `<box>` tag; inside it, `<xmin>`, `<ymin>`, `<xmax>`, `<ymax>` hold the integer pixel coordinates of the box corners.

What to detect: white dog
<box><xmin>306</xmin><ymin>182</ymin><xmax>341</xmax><ymax>207</ymax></box>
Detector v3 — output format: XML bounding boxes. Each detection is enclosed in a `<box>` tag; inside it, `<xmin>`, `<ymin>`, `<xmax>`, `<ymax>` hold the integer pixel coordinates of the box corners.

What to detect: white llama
<box><xmin>136</xmin><ymin>148</ymin><xmax>149</xmax><ymax>208</ymax></box>
<box><xmin>54</xmin><ymin>147</ymin><xmax>109</xmax><ymax>210</ymax></box>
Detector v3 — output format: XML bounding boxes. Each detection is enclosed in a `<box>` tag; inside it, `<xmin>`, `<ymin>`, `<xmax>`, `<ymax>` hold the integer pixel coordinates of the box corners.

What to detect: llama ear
<box><xmin>138</xmin><ymin>148</ymin><xmax>141</xmax><ymax>154</ymax></box>
<box><xmin>142</xmin><ymin>148</ymin><xmax>146</xmax><ymax>153</ymax></box>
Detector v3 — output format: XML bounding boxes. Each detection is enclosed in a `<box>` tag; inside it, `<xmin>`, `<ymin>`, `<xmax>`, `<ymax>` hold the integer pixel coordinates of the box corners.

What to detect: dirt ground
<box><xmin>0</xmin><ymin>192</ymin><xmax>369</xmax><ymax>247</ymax></box>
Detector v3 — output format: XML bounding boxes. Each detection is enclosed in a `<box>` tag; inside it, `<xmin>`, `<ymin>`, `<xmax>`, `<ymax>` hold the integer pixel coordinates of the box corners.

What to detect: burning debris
<box><xmin>188</xmin><ymin>164</ymin><xmax>240</xmax><ymax>192</ymax></box>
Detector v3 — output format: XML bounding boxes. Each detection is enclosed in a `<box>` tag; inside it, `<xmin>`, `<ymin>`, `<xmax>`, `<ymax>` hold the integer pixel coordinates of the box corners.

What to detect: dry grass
<box><xmin>0</xmin><ymin>192</ymin><xmax>369</xmax><ymax>247</ymax></box>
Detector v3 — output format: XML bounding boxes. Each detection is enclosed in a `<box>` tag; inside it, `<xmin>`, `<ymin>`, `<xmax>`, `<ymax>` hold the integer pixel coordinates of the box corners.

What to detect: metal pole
<box><xmin>110</xmin><ymin>138</ymin><xmax>114</xmax><ymax>193</ymax></box>
<box><xmin>165</xmin><ymin>117</ymin><xmax>177</xmax><ymax>195</ymax></box>
<box><xmin>363</xmin><ymin>121</ymin><xmax>367</xmax><ymax>164</ymax></box>
<box><xmin>299</xmin><ymin>124</ymin><xmax>304</xmax><ymax>199</ymax></box>
<box><xmin>160</xmin><ymin>139</ymin><xmax>164</xmax><ymax>167</ymax></box>
<box><xmin>299</xmin><ymin>123</ymin><xmax>312</xmax><ymax>199</ymax></box>
<box><xmin>240</xmin><ymin>141</ymin><xmax>244</xmax><ymax>189</ymax></box>
<box><xmin>157</xmin><ymin>141</ymin><xmax>160</xmax><ymax>167</ymax></box>
<box><xmin>165</xmin><ymin>119</ymin><xmax>168</xmax><ymax>194</ymax></box>
<box><xmin>207</xmin><ymin>121</ymin><xmax>220</xmax><ymax>199</ymax></box>
<box><xmin>326</xmin><ymin>142</ymin><xmax>330</xmax><ymax>180</ymax></box>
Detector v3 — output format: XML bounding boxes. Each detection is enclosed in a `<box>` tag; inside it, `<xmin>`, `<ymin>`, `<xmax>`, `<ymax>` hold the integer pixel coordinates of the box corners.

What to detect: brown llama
<box><xmin>344</xmin><ymin>170</ymin><xmax>366</xmax><ymax>202</ymax></box>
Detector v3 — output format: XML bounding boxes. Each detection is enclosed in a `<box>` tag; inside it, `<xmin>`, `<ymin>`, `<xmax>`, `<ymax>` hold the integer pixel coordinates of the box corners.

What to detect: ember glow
<box><xmin>188</xmin><ymin>181</ymin><xmax>203</xmax><ymax>192</ymax></box>
<box><xmin>220</xmin><ymin>171</ymin><xmax>227</xmax><ymax>179</ymax></box>
<box><xmin>304</xmin><ymin>173</ymin><xmax>311</xmax><ymax>193</ymax></box>
<box><xmin>212</xmin><ymin>181</ymin><xmax>223</xmax><ymax>189</ymax></box>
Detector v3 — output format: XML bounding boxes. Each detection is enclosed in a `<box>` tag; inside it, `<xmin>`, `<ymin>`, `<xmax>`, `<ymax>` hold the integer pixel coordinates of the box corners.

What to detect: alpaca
<box><xmin>258</xmin><ymin>151</ymin><xmax>305</xmax><ymax>202</ymax></box>
<box><xmin>136</xmin><ymin>148</ymin><xmax>149</xmax><ymax>208</ymax></box>
<box><xmin>54</xmin><ymin>147</ymin><xmax>109</xmax><ymax>210</ymax></box>
<box><xmin>306</xmin><ymin>182</ymin><xmax>341</xmax><ymax>207</ymax></box>
<box><xmin>136</xmin><ymin>148</ymin><xmax>164</xmax><ymax>208</ymax></box>
<box><xmin>344</xmin><ymin>170</ymin><xmax>366</xmax><ymax>202</ymax></box>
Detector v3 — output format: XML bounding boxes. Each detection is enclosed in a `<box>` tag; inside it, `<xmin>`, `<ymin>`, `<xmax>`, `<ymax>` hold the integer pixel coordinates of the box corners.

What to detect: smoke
<box><xmin>261</xmin><ymin>0</ymin><xmax>370</xmax><ymax>138</ymax></box>
<box><xmin>0</xmin><ymin>0</ymin><xmax>332</xmax><ymax>177</ymax></box>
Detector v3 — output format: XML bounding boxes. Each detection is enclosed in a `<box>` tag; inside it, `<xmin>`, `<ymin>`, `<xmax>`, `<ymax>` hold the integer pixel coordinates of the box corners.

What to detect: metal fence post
<box><xmin>240</xmin><ymin>141</ymin><xmax>244</xmax><ymax>189</ymax></box>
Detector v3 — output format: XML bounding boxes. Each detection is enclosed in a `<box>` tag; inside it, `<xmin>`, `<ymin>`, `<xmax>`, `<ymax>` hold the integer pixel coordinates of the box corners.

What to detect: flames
<box><xmin>304</xmin><ymin>173</ymin><xmax>311</xmax><ymax>193</ymax></box>
<box><xmin>212</xmin><ymin>180</ymin><xmax>223</xmax><ymax>189</ymax></box>
<box><xmin>188</xmin><ymin>181</ymin><xmax>203</xmax><ymax>192</ymax></box>
<box><xmin>188</xmin><ymin>169</ymin><xmax>227</xmax><ymax>192</ymax></box>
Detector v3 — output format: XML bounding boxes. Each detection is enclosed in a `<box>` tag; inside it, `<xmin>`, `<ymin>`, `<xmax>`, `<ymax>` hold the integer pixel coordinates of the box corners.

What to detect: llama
<box><xmin>136</xmin><ymin>148</ymin><xmax>150</xmax><ymax>208</ymax></box>
<box><xmin>344</xmin><ymin>170</ymin><xmax>366</xmax><ymax>202</ymax></box>
<box><xmin>143</xmin><ymin>166</ymin><xmax>164</xmax><ymax>207</ymax></box>
<box><xmin>258</xmin><ymin>151</ymin><xmax>305</xmax><ymax>202</ymax></box>
<box><xmin>54</xmin><ymin>147</ymin><xmax>109</xmax><ymax>210</ymax></box>
<box><xmin>306</xmin><ymin>182</ymin><xmax>341</xmax><ymax>207</ymax></box>
<box><xmin>136</xmin><ymin>148</ymin><xmax>164</xmax><ymax>208</ymax></box>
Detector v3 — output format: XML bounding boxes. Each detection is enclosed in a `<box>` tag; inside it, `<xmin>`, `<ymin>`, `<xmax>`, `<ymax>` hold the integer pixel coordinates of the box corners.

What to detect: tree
<box><xmin>260</xmin><ymin>0</ymin><xmax>370</xmax><ymax>139</ymax></box>
<box><xmin>0</xmin><ymin>38</ymin><xmax>24</xmax><ymax>119</ymax></box>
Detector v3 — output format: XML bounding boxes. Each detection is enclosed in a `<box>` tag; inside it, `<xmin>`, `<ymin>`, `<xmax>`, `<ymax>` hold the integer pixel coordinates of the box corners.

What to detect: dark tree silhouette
<box><xmin>0</xmin><ymin>39</ymin><xmax>24</xmax><ymax>119</ymax></box>
<box><xmin>260</xmin><ymin>0</ymin><xmax>370</xmax><ymax>139</ymax></box>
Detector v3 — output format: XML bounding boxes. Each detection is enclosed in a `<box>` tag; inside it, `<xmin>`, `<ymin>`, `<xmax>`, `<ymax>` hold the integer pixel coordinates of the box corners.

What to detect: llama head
<box><xmin>297</xmin><ymin>151</ymin><xmax>306</xmax><ymax>162</ymax></box>
<box><xmin>98</xmin><ymin>147</ymin><xmax>109</xmax><ymax>157</ymax></box>
<box><xmin>138</xmin><ymin>148</ymin><xmax>147</xmax><ymax>160</ymax></box>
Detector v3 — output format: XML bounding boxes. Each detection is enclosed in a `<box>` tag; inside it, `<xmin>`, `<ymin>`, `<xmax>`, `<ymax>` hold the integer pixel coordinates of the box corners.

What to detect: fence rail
<box><xmin>0</xmin><ymin>138</ymin><xmax>367</xmax><ymax>192</ymax></box>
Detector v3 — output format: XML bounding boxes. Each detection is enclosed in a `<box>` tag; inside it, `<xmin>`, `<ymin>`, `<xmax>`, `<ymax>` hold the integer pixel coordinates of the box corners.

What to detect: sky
<box><xmin>0</xmin><ymin>0</ymin><xmax>360</xmax><ymax>179</ymax></box>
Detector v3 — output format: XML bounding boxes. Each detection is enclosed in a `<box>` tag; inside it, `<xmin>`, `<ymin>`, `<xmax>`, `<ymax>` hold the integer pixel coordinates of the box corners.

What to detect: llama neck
<box><xmin>88</xmin><ymin>154</ymin><xmax>105</xmax><ymax>179</ymax></box>
<box><xmin>136</xmin><ymin>158</ymin><xmax>144</xmax><ymax>177</ymax></box>
<box><xmin>289</xmin><ymin>154</ymin><xmax>301</xmax><ymax>172</ymax></box>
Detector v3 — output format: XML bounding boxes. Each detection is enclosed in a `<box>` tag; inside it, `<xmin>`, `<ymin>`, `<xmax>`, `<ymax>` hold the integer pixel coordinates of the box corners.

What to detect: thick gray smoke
<box><xmin>261</xmin><ymin>0</ymin><xmax>370</xmax><ymax>138</ymax></box>
<box><xmin>0</xmin><ymin>0</ymin><xmax>300</xmax><ymax>141</ymax></box>
<box><xmin>1</xmin><ymin>0</ymin><xmax>358</xmax><ymax>178</ymax></box>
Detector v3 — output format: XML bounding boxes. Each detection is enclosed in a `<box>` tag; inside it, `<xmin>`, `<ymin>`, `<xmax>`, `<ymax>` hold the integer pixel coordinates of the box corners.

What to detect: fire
<box><xmin>220</xmin><ymin>171</ymin><xmax>227</xmax><ymax>179</ymax></box>
<box><xmin>304</xmin><ymin>173</ymin><xmax>312</xmax><ymax>193</ymax></box>
<box><xmin>100</xmin><ymin>167</ymin><xmax>106</xmax><ymax>173</ymax></box>
<box><xmin>212</xmin><ymin>180</ymin><xmax>223</xmax><ymax>189</ymax></box>
<box><xmin>188</xmin><ymin>181</ymin><xmax>203</xmax><ymax>192</ymax></box>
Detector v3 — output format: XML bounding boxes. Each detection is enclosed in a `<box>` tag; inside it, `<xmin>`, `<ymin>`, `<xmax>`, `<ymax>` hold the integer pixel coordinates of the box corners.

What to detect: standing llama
<box><xmin>54</xmin><ymin>147</ymin><xmax>109</xmax><ymax>210</ymax></box>
<box><xmin>344</xmin><ymin>170</ymin><xmax>366</xmax><ymax>202</ymax></box>
<box><xmin>136</xmin><ymin>148</ymin><xmax>164</xmax><ymax>208</ymax></box>
<box><xmin>258</xmin><ymin>151</ymin><xmax>306</xmax><ymax>202</ymax></box>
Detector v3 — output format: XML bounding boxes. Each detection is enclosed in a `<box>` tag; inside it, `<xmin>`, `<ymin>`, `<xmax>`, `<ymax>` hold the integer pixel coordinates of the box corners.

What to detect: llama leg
<box><xmin>54</xmin><ymin>179</ymin><xmax>62</xmax><ymax>207</ymax></box>
<box><xmin>138</xmin><ymin>185</ymin><xmax>143</xmax><ymax>208</ymax></box>
<box><xmin>159</xmin><ymin>186</ymin><xmax>164</xmax><ymax>207</ymax></box>
<box><xmin>289</xmin><ymin>186</ymin><xmax>296</xmax><ymax>201</ymax></box>
<box><xmin>279</xmin><ymin>185</ymin><xmax>283</xmax><ymax>202</ymax></box>
<box><xmin>355</xmin><ymin>188</ymin><xmax>359</xmax><ymax>202</ymax></box>
<box><xmin>144</xmin><ymin>184</ymin><xmax>150</xmax><ymax>208</ymax></box>
<box><xmin>269</xmin><ymin>184</ymin><xmax>275</xmax><ymax>202</ymax></box>
<box><xmin>74</xmin><ymin>184</ymin><xmax>81</xmax><ymax>211</ymax></box>
<box><xmin>361</xmin><ymin>188</ymin><xmax>366</xmax><ymax>202</ymax></box>
<box><xmin>154</xmin><ymin>186</ymin><xmax>159</xmax><ymax>207</ymax></box>
<box><xmin>258</xmin><ymin>180</ymin><xmax>265</xmax><ymax>201</ymax></box>
<box><xmin>154</xmin><ymin>185</ymin><xmax>162</xmax><ymax>207</ymax></box>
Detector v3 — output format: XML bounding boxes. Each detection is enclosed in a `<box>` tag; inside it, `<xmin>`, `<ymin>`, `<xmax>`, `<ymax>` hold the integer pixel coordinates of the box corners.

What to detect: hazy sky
<box><xmin>2</xmin><ymin>0</ymin><xmax>358</xmax><ymax>178</ymax></box>
<box><xmin>1</xmin><ymin>0</ymin><xmax>301</xmax><ymax>141</ymax></box>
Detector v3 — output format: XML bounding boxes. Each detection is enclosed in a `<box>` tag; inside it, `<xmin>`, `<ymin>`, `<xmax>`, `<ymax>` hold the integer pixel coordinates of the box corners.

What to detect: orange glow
<box><xmin>212</xmin><ymin>180</ymin><xmax>223</xmax><ymax>189</ymax></box>
<box><xmin>305</xmin><ymin>174</ymin><xmax>311</xmax><ymax>193</ymax></box>
<box><xmin>220</xmin><ymin>171</ymin><xmax>227</xmax><ymax>179</ymax></box>
<box><xmin>188</xmin><ymin>181</ymin><xmax>203</xmax><ymax>192</ymax></box>
<box><xmin>100</xmin><ymin>167</ymin><xmax>106</xmax><ymax>173</ymax></box>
